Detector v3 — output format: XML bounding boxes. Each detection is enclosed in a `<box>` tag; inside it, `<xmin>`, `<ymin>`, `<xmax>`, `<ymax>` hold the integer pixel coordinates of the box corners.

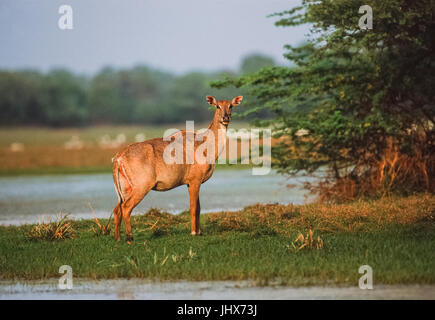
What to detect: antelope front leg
<box><xmin>188</xmin><ymin>183</ymin><xmax>201</xmax><ymax>236</ymax></box>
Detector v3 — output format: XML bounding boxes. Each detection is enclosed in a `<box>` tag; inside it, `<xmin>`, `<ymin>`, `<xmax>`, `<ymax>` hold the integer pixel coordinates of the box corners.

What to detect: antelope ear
<box><xmin>231</xmin><ymin>96</ymin><xmax>243</xmax><ymax>106</ymax></box>
<box><xmin>206</xmin><ymin>96</ymin><xmax>217</xmax><ymax>106</ymax></box>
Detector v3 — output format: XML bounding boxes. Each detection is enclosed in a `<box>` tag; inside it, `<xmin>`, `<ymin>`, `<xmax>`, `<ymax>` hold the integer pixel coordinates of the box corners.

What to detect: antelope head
<box><xmin>206</xmin><ymin>95</ymin><xmax>243</xmax><ymax>127</ymax></box>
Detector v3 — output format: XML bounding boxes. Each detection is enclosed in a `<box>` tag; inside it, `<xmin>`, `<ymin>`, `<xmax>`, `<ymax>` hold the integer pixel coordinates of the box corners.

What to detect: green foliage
<box><xmin>212</xmin><ymin>0</ymin><xmax>435</xmax><ymax>198</ymax></box>
<box><xmin>240</xmin><ymin>53</ymin><xmax>275</xmax><ymax>74</ymax></box>
<box><xmin>0</xmin><ymin>55</ymin><xmax>258</xmax><ymax>126</ymax></box>
<box><xmin>40</xmin><ymin>70</ymin><xmax>89</xmax><ymax>126</ymax></box>
<box><xmin>88</xmin><ymin>66</ymin><xmax>172</xmax><ymax>124</ymax></box>
<box><xmin>0</xmin><ymin>69</ymin><xmax>88</xmax><ymax>127</ymax></box>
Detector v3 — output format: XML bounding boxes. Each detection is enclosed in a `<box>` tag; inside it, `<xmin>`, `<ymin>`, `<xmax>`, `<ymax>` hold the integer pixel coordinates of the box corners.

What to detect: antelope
<box><xmin>112</xmin><ymin>95</ymin><xmax>243</xmax><ymax>242</ymax></box>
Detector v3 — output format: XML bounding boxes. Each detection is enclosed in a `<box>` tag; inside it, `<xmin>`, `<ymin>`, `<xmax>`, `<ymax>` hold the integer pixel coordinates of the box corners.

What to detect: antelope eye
<box><xmin>229</xmin><ymin>105</ymin><xmax>233</xmax><ymax>109</ymax></box>
<box><xmin>216</xmin><ymin>105</ymin><xmax>221</xmax><ymax>109</ymax></box>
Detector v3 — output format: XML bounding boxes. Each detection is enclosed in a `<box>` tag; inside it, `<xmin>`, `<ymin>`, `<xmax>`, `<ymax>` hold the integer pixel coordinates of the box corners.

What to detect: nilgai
<box><xmin>112</xmin><ymin>95</ymin><xmax>243</xmax><ymax>241</ymax></box>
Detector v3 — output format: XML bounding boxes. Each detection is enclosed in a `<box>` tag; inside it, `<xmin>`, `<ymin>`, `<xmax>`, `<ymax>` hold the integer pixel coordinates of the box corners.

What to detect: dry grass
<box><xmin>0</xmin><ymin>145</ymin><xmax>118</xmax><ymax>172</ymax></box>
<box><xmin>92</xmin><ymin>217</ymin><xmax>112</xmax><ymax>236</ymax></box>
<box><xmin>133</xmin><ymin>208</ymin><xmax>188</xmax><ymax>237</ymax></box>
<box><xmin>25</xmin><ymin>213</ymin><xmax>75</xmax><ymax>241</ymax></box>
<box><xmin>291</xmin><ymin>229</ymin><xmax>324</xmax><ymax>251</ymax></box>
<box><xmin>206</xmin><ymin>194</ymin><xmax>435</xmax><ymax>235</ymax></box>
<box><xmin>90</xmin><ymin>203</ymin><xmax>112</xmax><ymax>237</ymax></box>
<box><xmin>314</xmin><ymin>135</ymin><xmax>434</xmax><ymax>201</ymax></box>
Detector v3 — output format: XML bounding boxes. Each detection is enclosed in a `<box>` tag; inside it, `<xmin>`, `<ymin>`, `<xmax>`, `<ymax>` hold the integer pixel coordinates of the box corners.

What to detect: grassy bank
<box><xmin>1</xmin><ymin>195</ymin><xmax>434</xmax><ymax>285</ymax></box>
<box><xmin>0</xmin><ymin>123</ymin><xmax>253</xmax><ymax>176</ymax></box>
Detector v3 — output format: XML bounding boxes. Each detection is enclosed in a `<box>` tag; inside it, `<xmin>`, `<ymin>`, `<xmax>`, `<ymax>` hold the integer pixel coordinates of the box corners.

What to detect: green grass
<box><xmin>1</xmin><ymin>195</ymin><xmax>434</xmax><ymax>285</ymax></box>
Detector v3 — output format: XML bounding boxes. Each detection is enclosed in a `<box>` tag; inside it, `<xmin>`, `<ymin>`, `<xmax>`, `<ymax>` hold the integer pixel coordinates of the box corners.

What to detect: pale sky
<box><xmin>0</xmin><ymin>0</ymin><xmax>309</xmax><ymax>75</ymax></box>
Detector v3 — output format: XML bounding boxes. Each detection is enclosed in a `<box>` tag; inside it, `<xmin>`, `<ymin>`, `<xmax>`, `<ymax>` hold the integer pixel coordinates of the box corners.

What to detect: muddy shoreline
<box><xmin>1</xmin><ymin>279</ymin><xmax>434</xmax><ymax>300</ymax></box>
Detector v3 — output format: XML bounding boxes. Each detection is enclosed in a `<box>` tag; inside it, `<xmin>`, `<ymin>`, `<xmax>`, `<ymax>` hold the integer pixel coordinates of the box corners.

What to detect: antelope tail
<box><xmin>113</xmin><ymin>158</ymin><xmax>124</xmax><ymax>203</ymax></box>
<box><xmin>113</xmin><ymin>157</ymin><xmax>133</xmax><ymax>203</ymax></box>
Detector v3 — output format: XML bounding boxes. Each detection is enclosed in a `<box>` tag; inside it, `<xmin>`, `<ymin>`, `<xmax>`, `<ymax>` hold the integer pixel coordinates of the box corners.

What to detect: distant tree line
<box><xmin>0</xmin><ymin>54</ymin><xmax>274</xmax><ymax>127</ymax></box>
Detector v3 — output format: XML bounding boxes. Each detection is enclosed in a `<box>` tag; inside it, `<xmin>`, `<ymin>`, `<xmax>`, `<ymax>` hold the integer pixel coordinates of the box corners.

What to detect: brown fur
<box><xmin>111</xmin><ymin>96</ymin><xmax>243</xmax><ymax>241</ymax></box>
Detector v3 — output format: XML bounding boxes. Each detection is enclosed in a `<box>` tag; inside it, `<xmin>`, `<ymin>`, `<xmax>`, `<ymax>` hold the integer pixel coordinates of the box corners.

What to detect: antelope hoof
<box><xmin>191</xmin><ymin>231</ymin><xmax>202</xmax><ymax>236</ymax></box>
<box><xmin>126</xmin><ymin>235</ymin><xmax>134</xmax><ymax>243</ymax></box>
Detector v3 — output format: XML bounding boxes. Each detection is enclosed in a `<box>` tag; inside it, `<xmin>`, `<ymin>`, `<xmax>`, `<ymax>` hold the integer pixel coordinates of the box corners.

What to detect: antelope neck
<box><xmin>208</xmin><ymin>110</ymin><xmax>227</xmax><ymax>160</ymax></box>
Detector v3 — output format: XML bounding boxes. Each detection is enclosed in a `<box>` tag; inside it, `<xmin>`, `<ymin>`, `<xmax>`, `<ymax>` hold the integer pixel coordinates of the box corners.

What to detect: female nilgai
<box><xmin>112</xmin><ymin>95</ymin><xmax>243</xmax><ymax>242</ymax></box>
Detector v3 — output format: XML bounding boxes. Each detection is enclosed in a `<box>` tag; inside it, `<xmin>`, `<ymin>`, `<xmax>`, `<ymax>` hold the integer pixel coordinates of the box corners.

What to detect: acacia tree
<box><xmin>212</xmin><ymin>0</ymin><xmax>434</xmax><ymax>199</ymax></box>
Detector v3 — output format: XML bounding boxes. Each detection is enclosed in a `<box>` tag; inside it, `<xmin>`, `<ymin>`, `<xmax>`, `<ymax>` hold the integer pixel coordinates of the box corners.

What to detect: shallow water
<box><xmin>1</xmin><ymin>279</ymin><xmax>434</xmax><ymax>300</ymax></box>
<box><xmin>0</xmin><ymin>169</ymin><xmax>315</xmax><ymax>225</ymax></box>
